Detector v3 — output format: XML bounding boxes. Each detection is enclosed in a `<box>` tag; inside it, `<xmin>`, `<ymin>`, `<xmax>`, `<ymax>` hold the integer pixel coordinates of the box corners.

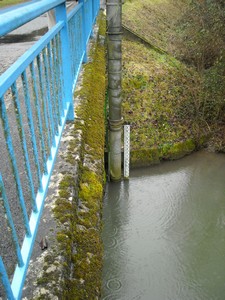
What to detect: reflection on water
<box><xmin>101</xmin><ymin>151</ymin><xmax>225</xmax><ymax>300</ymax></box>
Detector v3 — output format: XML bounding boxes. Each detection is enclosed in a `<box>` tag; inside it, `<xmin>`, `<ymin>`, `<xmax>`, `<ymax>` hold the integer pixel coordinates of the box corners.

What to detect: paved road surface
<box><xmin>0</xmin><ymin>1</ymin><xmax>79</xmax><ymax>75</ymax></box>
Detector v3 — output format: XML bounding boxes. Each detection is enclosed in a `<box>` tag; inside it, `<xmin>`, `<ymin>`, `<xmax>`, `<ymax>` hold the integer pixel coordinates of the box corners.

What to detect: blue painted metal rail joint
<box><xmin>0</xmin><ymin>0</ymin><xmax>100</xmax><ymax>298</ymax></box>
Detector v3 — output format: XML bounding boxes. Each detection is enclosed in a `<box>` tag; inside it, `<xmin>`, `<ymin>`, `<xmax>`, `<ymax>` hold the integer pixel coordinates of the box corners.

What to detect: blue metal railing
<box><xmin>0</xmin><ymin>0</ymin><xmax>100</xmax><ymax>299</ymax></box>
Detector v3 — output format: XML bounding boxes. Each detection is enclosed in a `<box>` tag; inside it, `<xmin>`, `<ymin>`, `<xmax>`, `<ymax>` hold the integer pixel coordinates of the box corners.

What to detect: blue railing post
<box><xmin>79</xmin><ymin>0</ymin><xmax>88</xmax><ymax>63</ymax></box>
<box><xmin>0</xmin><ymin>257</ymin><xmax>15</xmax><ymax>300</ymax></box>
<box><xmin>55</xmin><ymin>2</ymin><xmax>74</xmax><ymax>121</ymax></box>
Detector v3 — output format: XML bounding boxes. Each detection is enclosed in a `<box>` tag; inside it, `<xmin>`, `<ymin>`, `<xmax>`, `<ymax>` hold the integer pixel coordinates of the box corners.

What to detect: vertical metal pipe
<box><xmin>107</xmin><ymin>0</ymin><xmax>122</xmax><ymax>181</ymax></box>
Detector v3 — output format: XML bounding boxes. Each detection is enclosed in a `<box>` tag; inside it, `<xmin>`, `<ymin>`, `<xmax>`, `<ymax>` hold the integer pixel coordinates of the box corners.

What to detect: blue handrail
<box><xmin>0</xmin><ymin>0</ymin><xmax>100</xmax><ymax>298</ymax></box>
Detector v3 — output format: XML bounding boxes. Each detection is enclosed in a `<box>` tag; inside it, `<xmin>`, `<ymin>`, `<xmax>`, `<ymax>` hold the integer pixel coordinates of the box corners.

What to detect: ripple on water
<box><xmin>102</xmin><ymin>279</ymin><xmax>123</xmax><ymax>300</ymax></box>
<box><xmin>102</xmin><ymin>295</ymin><xmax>120</xmax><ymax>300</ymax></box>
<box><xmin>106</xmin><ymin>278</ymin><xmax>122</xmax><ymax>291</ymax></box>
<box><xmin>110</xmin><ymin>226</ymin><xmax>118</xmax><ymax>237</ymax></box>
<box><xmin>106</xmin><ymin>237</ymin><xmax>118</xmax><ymax>249</ymax></box>
<box><xmin>102</xmin><ymin>153</ymin><xmax>225</xmax><ymax>300</ymax></box>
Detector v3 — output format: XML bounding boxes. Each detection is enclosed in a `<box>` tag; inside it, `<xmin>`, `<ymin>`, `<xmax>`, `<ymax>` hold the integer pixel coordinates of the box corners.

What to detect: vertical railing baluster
<box><xmin>79</xmin><ymin>0</ymin><xmax>87</xmax><ymax>63</ymax></box>
<box><xmin>57</xmin><ymin>34</ymin><xmax>64</xmax><ymax>110</ymax></box>
<box><xmin>57</xmin><ymin>35</ymin><xmax>66</xmax><ymax>110</ymax></box>
<box><xmin>11</xmin><ymin>82</ymin><xmax>37</xmax><ymax>212</ymax></box>
<box><xmin>0</xmin><ymin>174</ymin><xmax>24</xmax><ymax>267</ymax></box>
<box><xmin>92</xmin><ymin>0</ymin><xmax>94</xmax><ymax>24</ymax></box>
<box><xmin>21</xmin><ymin>70</ymin><xmax>43</xmax><ymax>189</ymax></box>
<box><xmin>96</xmin><ymin>0</ymin><xmax>99</xmax><ymax>19</ymax></box>
<box><xmin>78</xmin><ymin>13</ymin><xmax>83</xmax><ymax>62</ymax></box>
<box><xmin>43</xmin><ymin>48</ymin><xmax>56</xmax><ymax>146</ymax></box>
<box><xmin>0</xmin><ymin>96</ymin><xmax>31</xmax><ymax>237</ymax></box>
<box><xmin>37</xmin><ymin>54</ymin><xmax>52</xmax><ymax>160</ymax></box>
<box><xmin>53</xmin><ymin>36</ymin><xmax>63</xmax><ymax>125</ymax></box>
<box><xmin>74</xmin><ymin>14</ymin><xmax>79</xmax><ymax>78</ymax></box>
<box><xmin>47</xmin><ymin>42</ymin><xmax>59</xmax><ymax>135</ymax></box>
<box><xmin>74</xmin><ymin>15</ymin><xmax>77</xmax><ymax>73</ymax></box>
<box><xmin>88</xmin><ymin>0</ymin><xmax>92</xmax><ymax>36</ymax></box>
<box><xmin>96</xmin><ymin>0</ymin><xmax>98</xmax><ymax>20</ymax></box>
<box><xmin>0</xmin><ymin>257</ymin><xmax>15</xmax><ymax>300</ymax></box>
<box><xmin>55</xmin><ymin>2</ymin><xmax>74</xmax><ymax>121</ymax></box>
<box><xmin>77</xmin><ymin>12</ymin><xmax>83</xmax><ymax>80</ymax></box>
<box><xmin>47</xmin><ymin>44</ymin><xmax>58</xmax><ymax>133</ymax></box>
<box><xmin>70</xmin><ymin>17</ymin><xmax>75</xmax><ymax>79</ymax></box>
<box><xmin>30</xmin><ymin>61</ymin><xmax>47</xmax><ymax>178</ymax></box>
<box><xmin>74</xmin><ymin>16</ymin><xmax>78</xmax><ymax>77</ymax></box>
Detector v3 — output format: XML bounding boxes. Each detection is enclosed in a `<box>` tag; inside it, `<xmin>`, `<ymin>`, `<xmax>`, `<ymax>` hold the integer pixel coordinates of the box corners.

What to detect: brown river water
<box><xmin>102</xmin><ymin>150</ymin><xmax>225</xmax><ymax>300</ymax></box>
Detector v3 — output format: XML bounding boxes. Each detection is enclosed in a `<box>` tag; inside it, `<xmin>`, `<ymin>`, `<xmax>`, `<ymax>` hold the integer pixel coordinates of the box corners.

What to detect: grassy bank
<box><xmin>122</xmin><ymin>0</ymin><xmax>225</xmax><ymax>166</ymax></box>
<box><xmin>122</xmin><ymin>0</ymin><xmax>188</xmax><ymax>54</ymax></box>
<box><xmin>122</xmin><ymin>38</ymin><xmax>201</xmax><ymax>166</ymax></box>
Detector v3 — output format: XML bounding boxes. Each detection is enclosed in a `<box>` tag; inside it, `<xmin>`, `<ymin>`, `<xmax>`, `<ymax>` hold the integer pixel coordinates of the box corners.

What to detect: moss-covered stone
<box><xmin>131</xmin><ymin>147</ymin><xmax>160</xmax><ymax>167</ymax></box>
<box><xmin>67</xmin><ymin>14</ymin><xmax>106</xmax><ymax>297</ymax></box>
<box><xmin>159</xmin><ymin>139</ymin><xmax>196</xmax><ymax>160</ymax></box>
<box><xmin>130</xmin><ymin>139</ymin><xmax>197</xmax><ymax>167</ymax></box>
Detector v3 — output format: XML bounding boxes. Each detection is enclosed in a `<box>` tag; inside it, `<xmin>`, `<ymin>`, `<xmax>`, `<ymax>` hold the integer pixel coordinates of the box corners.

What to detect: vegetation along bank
<box><xmin>122</xmin><ymin>0</ymin><xmax>225</xmax><ymax>167</ymax></box>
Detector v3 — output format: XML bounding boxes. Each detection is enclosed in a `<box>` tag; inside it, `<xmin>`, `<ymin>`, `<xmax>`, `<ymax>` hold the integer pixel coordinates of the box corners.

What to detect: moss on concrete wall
<box><xmin>130</xmin><ymin>139</ymin><xmax>196</xmax><ymax>167</ymax></box>
<box><xmin>34</xmin><ymin>12</ymin><xmax>106</xmax><ymax>300</ymax></box>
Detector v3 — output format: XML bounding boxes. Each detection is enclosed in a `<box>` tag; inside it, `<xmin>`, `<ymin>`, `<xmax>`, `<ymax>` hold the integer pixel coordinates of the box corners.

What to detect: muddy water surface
<box><xmin>102</xmin><ymin>151</ymin><xmax>225</xmax><ymax>300</ymax></box>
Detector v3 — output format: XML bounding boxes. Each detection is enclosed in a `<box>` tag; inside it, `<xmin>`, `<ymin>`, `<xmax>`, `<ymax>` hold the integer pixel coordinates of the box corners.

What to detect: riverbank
<box><xmin>122</xmin><ymin>0</ymin><xmax>225</xmax><ymax>167</ymax></box>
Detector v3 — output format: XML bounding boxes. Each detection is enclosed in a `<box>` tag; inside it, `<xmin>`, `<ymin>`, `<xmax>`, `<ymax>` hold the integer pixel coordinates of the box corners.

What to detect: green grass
<box><xmin>122</xmin><ymin>0</ymin><xmax>225</xmax><ymax>164</ymax></box>
<box><xmin>122</xmin><ymin>0</ymin><xmax>189</xmax><ymax>53</ymax></box>
<box><xmin>122</xmin><ymin>38</ymin><xmax>203</xmax><ymax>153</ymax></box>
<box><xmin>0</xmin><ymin>0</ymin><xmax>28</xmax><ymax>8</ymax></box>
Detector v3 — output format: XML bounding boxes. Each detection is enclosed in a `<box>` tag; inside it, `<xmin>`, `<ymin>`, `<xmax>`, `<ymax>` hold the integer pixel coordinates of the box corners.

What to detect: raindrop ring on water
<box><xmin>102</xmin><ymin>295</ymin><xmax>118</xmax><ymax>300</ymax></box>
<box><xmin>107</xmin><ymin>237</ymin><xmax>118</xmax><ymax>249</ymax></box>
<box><xmin>111</xmin><ymin>226</ymin><xmax>118</xmax><ymax>237</ymax></box>
<box><xmin>106</xmin><ymin>278</ymin><xmax>122</xmax><ymax>291</ymax></box>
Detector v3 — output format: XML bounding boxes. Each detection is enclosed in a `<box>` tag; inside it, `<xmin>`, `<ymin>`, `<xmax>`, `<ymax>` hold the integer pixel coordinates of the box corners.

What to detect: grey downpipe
<box><xmin>106</xmin><ymin>0</ymin><xmax>123</xmax><ymax>181</ymax></box>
